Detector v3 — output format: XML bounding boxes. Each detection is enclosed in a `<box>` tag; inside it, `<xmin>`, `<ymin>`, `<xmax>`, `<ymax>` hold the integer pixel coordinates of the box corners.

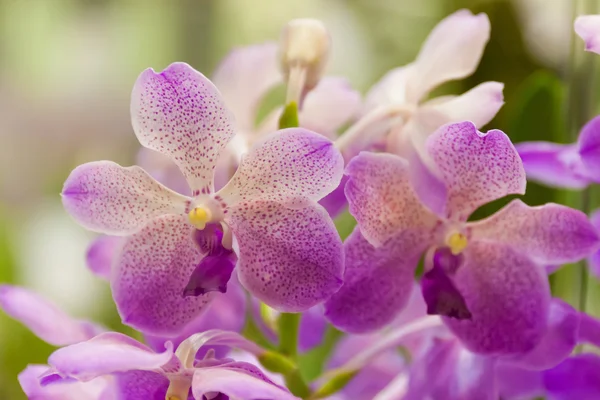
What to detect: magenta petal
<box><xmin>62</xmin><ymin>161</ymin><xmax>188</xmax><ymax>235</ymax></box>
<box><xmin>86</xmin><ymin>235</ymin><xmax>122</xmax><ymax>280</ymax></box>
<box><xmin>112</xmin><ymin>215</ymin><xmax>216</xmax><ymax>336</ymax></box>
<box><xmin>318</xmin><ymin>175</ymin><xmax>348</xmax><ymax>218</ymax></box>
<box><xmin>443</xmin><ymin>241</ymin><xmax>551</xmax><ymax>355</ymax></box>
<box><xmin>503</xmin><ymin>299</ymin><xmax>579</xmax><ymax>370</ymax></box>
<box><xmin>578</xmin><ymin>312</ymin><xmax>600</xmax><ymax>347</ymax></box>
<box><xmin>344</xmin><ymin>151</ymin><xmax>437</xmax><ymax>247</ymax></box>
<box><xmin>218</xmin><ymin>128</ymin><xmax>344</xmax><ymax>206</ymax></box>
<box><xmin>575</xmin><ymin>15</ymin><xmax>600</xmax><ymax>54</ymax></box>
<box><xmin>471</xmin><ymin>199</ymin><xmax>599</xmax><ymax>265</ymax></box>
<box><xmin>131</xmin><ymin>62</ymin><xmax>235</xmax><ymax>193</ymax></box>
<box><xmin>578</xmin><ymin>115</ymin><xmax>600</xmax><ymax>178</ymax></box>
<box><xmin>324</xmin><ymin>228</ymin><xmax>425</xmax><ymax>333</ymax></box>
<box><xmin>192</xmin><ymin>361</ymin><xmax>296</xmax><ymax>400</ymax></box>
<box><xmin>516</xmin><ymin>141</ymin><xmax>591</xmax><ymax>189</ymax></box>
<box><xmin>114</xmin><ymin>370</ymin><xmax>169</xmax><ymax>400</ymax></box>
<box><xmin>48</xmin><ymin>332</ymin><xmax>175</xmax><ymax>381</ymax></box>
<box><xmin>228</xmin><ymin>201</ymin><xmax>343</xmax><ymax>312</ymax></box>
<box><xmin>298</xmin><ymin>306</ymin><xmax>328</xmax><ymax>352</ymax></box>
<box><xmin>495</xmin><ymin>364</ymin><xmax>544</xmax><ymax>400</ymax></box>
<box><xmin>427</xmin><ymin>121</ymin><xmax>526</xmax><ymax>221</ymax></box>
<box><xmin>0</xmin><ymin>285</ymin><xmax>96</xmax><ymax>346</ymax></box>
<box><xmin>183</xmin><ymin>249</ymin><xmax>236</xmax><ymax>297</ymax></box>
<box><xmin>543</xmin><ymin>354</ymin><xmax>600</xmax><ymax>399</ymax></box>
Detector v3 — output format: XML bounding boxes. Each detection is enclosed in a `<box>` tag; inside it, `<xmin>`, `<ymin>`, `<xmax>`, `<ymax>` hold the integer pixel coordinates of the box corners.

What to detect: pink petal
<box><xmin>192</xmin><ymin>362</ymin><xmax>297</xmax><ymax>400</ymax></box>
<box><xmin>112</xmin><ymin>215</ymin><xmax>216</xmax><ymax>336</ymax></box>
<box><xmin>0</xmin><ymin>285</ymin><xmax>96</xmax><ymax>346</ymax></box>
<box><xmin>516</xmin><ymin>141</ymin><xmax>591</xmax><ymax>189</ymax></box>
<box><xmin>62</xmin><ymin>161</ymin><xmax>188</xmax><ymax>235</ymax></box>
<box><xmin>212</xmin><ymin>43</ymin><xmax>280</xmax><ymax>131</ymax></box>
<box><xmin>136</xmin><ymin>147</ymin><xmax>190</xmax><ymax>195</ymax></box>
<box><xmin>578</xmin><ymin>115</ymin><xmax>600</xmax><ymax>178</ymax></box>
<box><xmin>48</xmin><ymin>332</ymin><xmax>176</xmax><ymax>381</ymax></box>
<box><xmin>227</xmin><ymin>200</ymin><xmax>343</xmax><ymax>312</ymax></box>
<box><xmin>86</xmin><ymin>235</ymin><xmax>122</xmax><ymax>280</ymax></box>
<box><xmin>444</xmin><ymin>241</ymin><xmax>551</xmax><ymax>354</ymax></box>
<box><xmin>575</xmin><ymin>15</ymin><xmax>600</xmax><ymax>54</ymax></box>
<box><xmin>344</xmin><ymin>151</ymin><xmax>437</xmax><ymax>247</ymax></box>
<box><xmin>299</xmin><ymin>77</ymin><xmax>362</xmax><ymax>139</ymax></box>
<box><xmin>426</xmin><ymin>121</ymin><xmax>526</xmax><ymax>221</ymax></box>
<box><xmin>19</xmin><ymin>365</ymin><xmax>112</xmax><ymax>400</ymax></box>
<box><xmin>420</xmin><ymin>81</ymin><xmax>504</xmax><ymax>130</ymax></box>
<box><xmin>470</xmin><ymin>199</ymin><xmax>599</xmax><ymax>265</ymax></box>
<box><xmin>409</xmin><ymin>9</ymin><xmax>490</xmax><ymax>102</ymax></box>
<box><xmin>218</xmin><ymin>128</ymin><xmax>344</xmax><ymax>207</ymax></box>
<box><xmin>324</xmin><ymin>228</ymin><xmax>425</xmax><ymax>333</ymax></box>
<box><xmin>363</xmin><ymin>64</ymin><xmax>415</xmax><ymax>111</ymax></box>
<box><xmin>131</xmin><ymin>62</ymin><xmax>235</xmax><ymax>193</ymax></box>
<box><xmin>115</xmin><ymin>370</ymin><xmax>169</xmax><ymax>400</ymax></box>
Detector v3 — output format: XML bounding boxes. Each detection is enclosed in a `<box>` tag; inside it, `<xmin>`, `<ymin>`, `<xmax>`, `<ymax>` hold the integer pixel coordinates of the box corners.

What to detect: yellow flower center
<box><xmin>188</xmin><ymin>206</ymin><xmax>212</xmax><ymax>230</ymax></box>
<box><xmin>446</xmin><ymin>232</ymin><xmax>468</xmax><ymax>255</ymax></box>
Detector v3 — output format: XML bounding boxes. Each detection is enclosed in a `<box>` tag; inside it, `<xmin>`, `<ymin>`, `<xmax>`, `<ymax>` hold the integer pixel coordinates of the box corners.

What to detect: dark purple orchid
<box><xmin>61</xmin><ymin>62</ymin><xmax>345</xmax><ymax>337</ymax></box>
<box><xmin>325</xmin><ymin>121</ymin><xmax>599</xmax><ymax>355</ymax></box>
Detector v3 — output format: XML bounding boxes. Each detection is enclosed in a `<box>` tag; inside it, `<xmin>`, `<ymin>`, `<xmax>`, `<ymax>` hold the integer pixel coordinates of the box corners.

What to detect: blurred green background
<box><xmin>0</xmin><ymin>0</ymin><xmax>598</xmax><ymax>398</ymax></box>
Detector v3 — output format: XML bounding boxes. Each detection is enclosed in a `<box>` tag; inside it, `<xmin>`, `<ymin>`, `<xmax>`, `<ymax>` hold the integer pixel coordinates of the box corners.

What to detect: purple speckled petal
<box><xmin>19</xmin><ymin>365</ymin><xmax>113</xmax><ymax>400</ymax></box>
<box><xmin>324</xmin><ymin>228</ymin><xmax>426</xmax><ymax>333</ymax></box>
<box><xmin>218</xmin><ymin>128</ymin><xmax>344</xmax><ymax>206</ymax></box>
<box><xmin>427</xmin><ymin>121</ymin><xmax>526</xmax><ymax>221</ymax></box>
<box><xmin>344</xmin><ymin>151</ymin><xmax>437</xmax><ymax>247</ymax></box>
<box><xmin>543</xmin><ymin>354</ymin><xmax>600</xmax><ymax>399</ymax></box>
<box><xmin>0</xmin><ymin>285</ymin><xmax>97</xmax><ymax>346</ymax></box>
<box><xmin>444</xmin><ymin>241</ymin><xmax>551</xmax><ymax>355</ymax></box>
<box><xmin>48</xmin><ymin>332</ymin><xmax>176</xmax><ymax>381</ymax></box>
<box><xmin>86</xmin><ymin>235</ymin><xmax>122</xmax><ymax>280</ymax></box>
<box><xmin>502</xmin><ymin>299</ymin><xmax>579</xmax><ymax>370</ymax></box>
<box><xmin>136</xmin><ymin>148</ymin><xmax>190</xmax><ymax>196</ymax></box>
<box><xmin>192</xmin><ymin>361</ymin><xmax>296</xmax><ymax>400</ymax></box>
<box><xmin>421</xmin><ymin>81</ymin><xmax>504</xmax><ymax>129</ymax></box>
<box><xmin>575</xmin><ymin>15</ymin><xmax>600</xmax><ymax>54</ymax></box>
<box><xmin>131</xmin><ymin>62</ymin><xmax>235</xmax><ymax>194</ymax></box>
<box><xmin>408</xmin><ymin>9</ymin><xmax>490</xmax><ymax>103</ymax></box>
<box><xmin>587</xmin><ymin>209</ymin><xmax>600</xmax><ymax>278</ymax></box>
<box><xmin>495</xmin><ymin>364</ymin><xmax>545</xmax><ymax>400</ymax></box>
<box><xmin>212</xmin><ymin>43</ymin><xmax>280</xmax><ymax>131</ymax></box>
<box><xmin>183</xmin><ymin>253</ymin><xmax>236</xmax><ymax>297</ymax></box>
<box><xmin>578</xmin><ymin>115</ymin><xmax>600</xmax><ymax>177</ymax></box>
<box><xmin>114</xmin><ymin>370</ymin><xmax>169</xmax><ymax>400</ymax></box>
<box><xmin>112</xmin><ymin>215</ymin><xmax>216</xmax><ymax>337</ymax></box>
<box><xmin>227</xmin><ymin>200</ymin><xmax>343</xmax><ymax>312</ymax></box>
<box><xmin>299</xmin><ymin>77</ymin><xmax>362</xmax><ymax>140</ymax></box>
<box><xmin>471</xmin><ymin>199</ymin><xmax>599</xmax><ymax>265</ymax></box>
<box><xmin>318</xmin><ymin>175</ymin><xmax>348</xmax><ymax>218</ymax></box>
<box><xmin>62</xmin><ymin>161</ymin><xmax>188</xmax><ymax>235</ymax></box>
<box><xmin>516</xmin><ymin>141</ymin><xmax>591</xmax><ymax>189</ymax></box>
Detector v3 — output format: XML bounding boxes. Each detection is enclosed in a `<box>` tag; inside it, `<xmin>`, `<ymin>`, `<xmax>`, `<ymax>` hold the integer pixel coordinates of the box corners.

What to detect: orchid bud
<box><xmin>279</xmin><ymin>18</ymin><xmax>331</xmax><ymax>104</ymax></box>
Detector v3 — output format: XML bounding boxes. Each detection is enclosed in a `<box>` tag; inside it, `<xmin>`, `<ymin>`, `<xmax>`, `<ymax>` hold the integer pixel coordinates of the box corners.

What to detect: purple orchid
<box><xmin>324</xmin><ymin>121</ymin><xmax>599</xmax><ymax>355</ymax></box>
<box><xmin>576</xmin><ymin>15</ymin><xmax>600</xmax><ymax>54</ymax></box>
<box><xmin>61</xmin><ymin>62</ymin><xmax>345</xmax><ymax>337</ymax></box>
<box><xmin>43</xmin><ymin>330</ymin><xmax>296</xmax><ymax>400</ymax></box>
<box><xmin>516</xmin><ymin>115</ymin><xmax>600</xmax><ymax>189</ymax></box>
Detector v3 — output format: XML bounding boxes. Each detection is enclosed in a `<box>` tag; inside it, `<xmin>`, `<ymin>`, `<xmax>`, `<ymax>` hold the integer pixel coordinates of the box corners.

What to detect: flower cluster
<box><xmin>5</xmin><ymin>9</ymin><xmax>600</xmax><ymax>400</ymax></box>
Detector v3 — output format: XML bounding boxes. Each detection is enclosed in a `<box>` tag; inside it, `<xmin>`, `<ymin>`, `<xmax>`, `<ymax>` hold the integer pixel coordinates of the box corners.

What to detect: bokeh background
<box><xmin>0</xmin><ymin>0</ymin><xmax>598</xmax><ymax>398</ymax></box>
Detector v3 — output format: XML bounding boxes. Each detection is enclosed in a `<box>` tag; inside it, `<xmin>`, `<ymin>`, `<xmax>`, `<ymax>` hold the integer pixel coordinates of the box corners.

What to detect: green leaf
<box><xmin>278</xmin><ymin>102</ymin><xmax>300</xmax><ymax>129</ymax></box>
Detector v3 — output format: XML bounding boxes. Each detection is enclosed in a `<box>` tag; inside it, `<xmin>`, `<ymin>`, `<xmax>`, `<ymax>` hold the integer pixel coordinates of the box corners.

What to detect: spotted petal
<box><xmin>443</xmin><ymin>241</ymin><xmax>551</xmax><ymax>354</ymax></box>
<box><xmin>427</xmin><ymin>121</ymin><xmax>526</xmax><ymax>221</ymax></box>
<box><xmin>324</xmin><ymin>228</ymin><xmax>426</xmax><ymax>333</ymax></box>
<box><xmin>218</xmin><ymin>128</ymin><xmax>344</xmax><ymax>206</ymax></box>
<box><xmin>48</xmin><ymin>332</ymin><xmax>176</xmax><ymax>381</ymax></box>
<box><xmin>62</xmin><ymin>161</ymin><xmax>188</xmax><ymax>235</ymax></box>
<box><xmin>575</xmin><ymin>15</ymin><xmax>600</xmax><ymax>54</ymax></box>
<box><xmin>131</xmin><ymin>62</ymin><xmax>235</xmax><ymax>193</ymax></box>
<box><xmin>114</xmin><ymin>370</ymin><xmax>169</xmax><ymax>400</ymax></box>
<box><xmin>408</xmin><ymin>9</ymin><xmax>490</xmax><ymax>103</ymax></box>
<box><xmin>470</xmin><ymin>199</ymin><xmax>599</xmax><ymax>265</ymax></box>
<box><xmin>345</xmin><ymin>151</ymin><xmax>437</xmax><ymax>247</ymax></box>
<box><xmin>226</xmin><ymin>200</ymin><xmax>343</xmax><ymax>312</ymax></box>
<box><xmin>0</xmin><ymin>285</ymin><xmax>97</xmax><ymax>346</ymax></box>
<box><xmin>212</xmin><ymin>43</ymin><xmax>280</xmax><ymax>131</ymax></box>
<box><xmin>112</xmin><ymin>215</ymin><xmax>216</xmax><ymax>336</ymax></box>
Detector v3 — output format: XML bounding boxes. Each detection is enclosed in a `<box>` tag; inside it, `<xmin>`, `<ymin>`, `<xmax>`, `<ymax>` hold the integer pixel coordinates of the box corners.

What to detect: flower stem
<box><xmin>278</xmin><ymin>312</ymin><xmax>301</xmax><ymax>360</ymax></box>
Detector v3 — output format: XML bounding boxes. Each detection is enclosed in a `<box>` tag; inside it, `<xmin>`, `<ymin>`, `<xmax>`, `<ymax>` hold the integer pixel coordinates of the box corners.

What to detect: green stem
<box><xmin>278</xmin><ymin>312</ymin><xmax>301</xmax><ymax>360</ymax></box>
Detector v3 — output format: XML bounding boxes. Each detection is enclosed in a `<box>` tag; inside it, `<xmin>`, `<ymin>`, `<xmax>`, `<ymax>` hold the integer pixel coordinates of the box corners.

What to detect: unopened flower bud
<box><xmin>279</xmin><ymin>18</ymin><xmax>331</xmax><ymax>104</ymax></box>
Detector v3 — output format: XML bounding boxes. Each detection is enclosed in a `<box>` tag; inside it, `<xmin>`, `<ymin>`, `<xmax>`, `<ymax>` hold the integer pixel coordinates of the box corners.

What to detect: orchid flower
<box><xmin>575</xmin><ymin>14</ymin><xmax>600</xmax><ymax>54</ymax></box>
<box><xmin>43</xmin><ymin>330</ymin><xmax>296</xmax><ymax>400</ymax></box>
<box><xmin>516</xmin><ymin>115</ymin><xmax>600</xmax><ymax>189</ymax></box>
<box><xmin>0</xmin><ymin>285</ymin><xmax>112</xmax><ymax>399</ymax></box>
<box><xmin>324</xmin><ymin>121</ymin><xmax>599</xmax><ymax>355</ymax></box>
<box><xmin>336</xmin><ymin>9</ymin><xmax>504</xmax><ymax>164</ymax></box>
<box><xmin>61</xmin><ymin>62</ymin><xmax>345</xmax><ymax>337</ymax></box>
